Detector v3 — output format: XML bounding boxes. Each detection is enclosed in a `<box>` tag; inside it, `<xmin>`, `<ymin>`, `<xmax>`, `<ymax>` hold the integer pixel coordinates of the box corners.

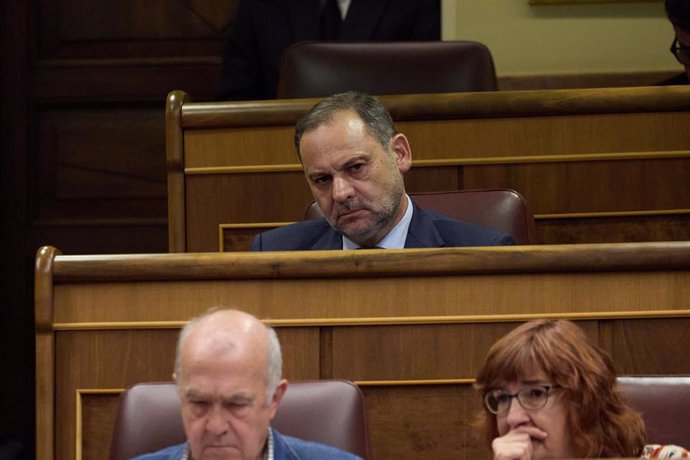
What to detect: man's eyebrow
<box><xmin>225</xmin><ymin>393</ymin><xmax>254</xmax><ymax>403</ymax></box>
<box><xmin>307</xmin><ymin>170</ymin><xmax>329</xmax><ymax>181</ymax></box>
<box><xmin>340</xmin><ymin>154</ymin><xmax>370</xmax><ymax>169</ymax></box>
<box><xmin>306</xmin><ymin>154</ymin><xmax>370</xmax><ymax>178</ymax></box>
<box><xmin>184</xmin><ymin>388</ymin><xmax>205</xmax><ymax>399</ymax></box>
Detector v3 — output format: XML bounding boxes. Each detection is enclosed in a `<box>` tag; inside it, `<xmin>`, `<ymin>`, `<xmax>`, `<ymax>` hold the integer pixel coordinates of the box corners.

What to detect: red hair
<box><xmin>474</xmin><ymin>319</ymin><xmax>645</xmax><ymax>457</ymax></box>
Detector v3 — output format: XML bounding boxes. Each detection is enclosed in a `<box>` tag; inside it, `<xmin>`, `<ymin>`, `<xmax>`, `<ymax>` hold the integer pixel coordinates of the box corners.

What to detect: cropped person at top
<box><xmin>219</xmin><ymin>0</ymin><xmax>441</xmax><ymax>100</ymax></box>
<box><xmin>250</xmin><ymin>91</ymin><xmax>515</xmax><ymax>251</ymax></box>
<box><xmin>134</xmin><ymin>308</ymin><xmax>361</xmax><ymax>460</ymax></box>
<box><xmin>474</xmin><ymin>319</ymin><xmax>689</xmax><ymax>459</ymax></box>
<box><xmin>663</xmin><ymin>0</ymin><xmax>690</xmax><ymax>84</ymax></box>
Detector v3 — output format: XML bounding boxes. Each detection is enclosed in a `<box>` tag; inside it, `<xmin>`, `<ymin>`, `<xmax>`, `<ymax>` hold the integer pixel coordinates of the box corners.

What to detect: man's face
<box><xmin>674</xmin><ymin>25</ymin><xmax>690</xmax><ymax>79</ymax></box>
<box><xmin>299</xmin><ymin>110</ymin><xmax>412</xmax><ymax>247</ymax></box>
<box><xmin>177</xmin><ymin>334</ymin><xmax>284</xmax><ymax>460</ymax></box>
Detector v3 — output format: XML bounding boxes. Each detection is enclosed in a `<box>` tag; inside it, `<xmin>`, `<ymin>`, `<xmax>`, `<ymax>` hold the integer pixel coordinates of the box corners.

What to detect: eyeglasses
<box><xmin>484</xmin><ymin>384</ymin><xmax>560</xmax><ymax>415</ymax></box>
<box><xmin>670</xmin><ymin>38</ymin><xmax>690</xmax><ymax>66</ymax></box>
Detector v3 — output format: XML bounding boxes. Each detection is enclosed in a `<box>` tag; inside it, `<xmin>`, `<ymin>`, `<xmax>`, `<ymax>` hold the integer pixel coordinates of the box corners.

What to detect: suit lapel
<box><xmin>404</xmin><ymin>202</ymin><xmax>445</xmax><ymax>248</ymax></box>
<box><xmin>271</xmin><ymin>428</ymin><xmax>300</xmax><ymax>460</ymax></box>
<box><xmin>311</xmin><ymin>223</ymin><xmax>343</xmax><ymax>250</ymax></box>
<box><xmin>339</xmin><ymin>0</ymin><xmax>390</xmax><ymax>41</ymax></box>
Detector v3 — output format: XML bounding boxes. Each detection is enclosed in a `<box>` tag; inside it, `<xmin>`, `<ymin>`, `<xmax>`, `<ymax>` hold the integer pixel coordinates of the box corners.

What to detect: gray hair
<box><xmin>264</xmin><ymin>326</ymin><xmax>283</xmax><ymax>400</ymax></box>
<box><xmin>174</xmin><ymin>308</ymin><xmax>283</xmax><ymax>401</ymax></box>
<box><xmin>294</xmin><ymin>91</ymin><xmax>398</xmax><ymax>159</ymax></box>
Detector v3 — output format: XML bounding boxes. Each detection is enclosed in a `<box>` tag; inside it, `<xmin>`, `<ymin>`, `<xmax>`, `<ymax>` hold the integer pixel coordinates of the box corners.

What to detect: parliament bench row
<box><xmin>166</xmin><ymin>85</ymin><xmax>690</xmax><ymax>253</ymax></box>
<box><xmin>35</xmin><ymin>242</ymin><xmax>690</xmax><ymax>459</ymax></box>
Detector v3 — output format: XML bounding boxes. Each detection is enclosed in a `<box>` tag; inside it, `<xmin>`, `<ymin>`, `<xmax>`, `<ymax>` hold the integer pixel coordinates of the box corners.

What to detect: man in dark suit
<box><xmin>251</xmin><ymin>92</ymin><xmax>515</xmax><ymax>251</ymax></box>
<box><xmin>219</xmin><ymin>0</ymin><xmax>441</xmax><ymax>100</ymax></box>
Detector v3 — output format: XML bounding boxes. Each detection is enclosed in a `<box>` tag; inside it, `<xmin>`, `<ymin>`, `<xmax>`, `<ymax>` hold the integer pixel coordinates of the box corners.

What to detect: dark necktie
<box><xmin>321</xmin><ymin>0</ymin><xmax>341</xmax><ymax>40</ymax></box>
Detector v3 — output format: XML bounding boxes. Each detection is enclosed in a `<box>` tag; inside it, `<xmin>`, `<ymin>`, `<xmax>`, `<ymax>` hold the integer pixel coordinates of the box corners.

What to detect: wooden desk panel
<box><xmin>36</xmin><ymin>243</ymin><xmax>690</xmax><ymax>459</ymax></box>
<box><xmin>167</xmin><ymin>87</ymin><xmax>690</xmax><ymax>252</ymax></box>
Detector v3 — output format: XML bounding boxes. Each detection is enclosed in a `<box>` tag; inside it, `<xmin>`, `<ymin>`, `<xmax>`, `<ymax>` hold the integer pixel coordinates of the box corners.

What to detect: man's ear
<box><xmin>269</xmin><ymin>379</ymin><xmax>289</xmax><ymax>419</ymax></box>
<box><xmin>390</xmin><ymin>133</ymin><xmax>412</xmax><ymax>173</ymax></box>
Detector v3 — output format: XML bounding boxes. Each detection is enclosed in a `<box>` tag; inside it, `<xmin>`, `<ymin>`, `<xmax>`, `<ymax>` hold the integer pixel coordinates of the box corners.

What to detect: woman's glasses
<box><xmin>484</xmin><ymin>384</ymin><xmax>560</xmax><ymax>415</ymax></box>
<box><xmin>670</xmin><ymin>38</ymin><xmax>690</xmax><ymax>66</ymax></box>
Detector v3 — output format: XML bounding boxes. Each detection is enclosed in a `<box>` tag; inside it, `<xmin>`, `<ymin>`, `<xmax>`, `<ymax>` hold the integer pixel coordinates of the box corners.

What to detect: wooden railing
<box><xmin>35</xmin><ymin>243</ymin><xmax>690</xmax><ymax>459</ymax></box>
<box><xmin>166</xmin><ymin>86</ymin><xmax>690</xmax><ymax>252</ymax></box>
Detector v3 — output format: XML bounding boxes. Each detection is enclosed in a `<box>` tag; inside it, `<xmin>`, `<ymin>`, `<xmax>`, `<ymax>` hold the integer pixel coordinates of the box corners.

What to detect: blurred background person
<box><xmin>219</xmin><ymin>0</ymin><xmax>440</xmax><ymax>100</ymax></box>
<box><xmin>662</xmin><ymin>0</ymin><xmax>690</xmax><ymax>84</ymax></box>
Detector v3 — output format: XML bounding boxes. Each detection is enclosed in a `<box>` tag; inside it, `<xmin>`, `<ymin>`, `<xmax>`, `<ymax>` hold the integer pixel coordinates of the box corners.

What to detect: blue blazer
<box><xmin>132</xmin><ymin>428</ymin><xmax>361</xmax><ymax>460</ymax></box>
<box><xmin>251</xmin><ymin>201</ymin><xmax>515</xmax><ymax>251</ymax></box>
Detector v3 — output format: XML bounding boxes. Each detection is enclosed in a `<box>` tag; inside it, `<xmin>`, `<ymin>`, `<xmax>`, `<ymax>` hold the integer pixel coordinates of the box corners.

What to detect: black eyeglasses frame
<box><xmin>484</xmin><ymin>384</ymin><xmax>561</xmax><ymax>416</ymax></box>
<box><xmin>670</xmin><ymin>38</ymin><xmax>690</xmax><ymax>66</ymax></box>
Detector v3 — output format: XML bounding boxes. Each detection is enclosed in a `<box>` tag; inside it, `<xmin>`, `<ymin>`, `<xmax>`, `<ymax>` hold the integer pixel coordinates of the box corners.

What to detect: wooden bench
<box><xmin>35</xmin><ymin>242</ymin><xmax>690</xmax><ymax>459</ymax></box>
<box><xmin>166</xmin><ymin>86</ymin><xmax>690</xmax><ymax>252</ymax></box>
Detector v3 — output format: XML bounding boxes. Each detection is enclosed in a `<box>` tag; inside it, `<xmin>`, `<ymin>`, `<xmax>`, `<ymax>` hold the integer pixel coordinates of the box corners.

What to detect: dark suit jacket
<box><xmin>219</xmin><ymin>0</ymin><xmax>441</xmax><ymax>100</ymax></box>
<box><xmin>251</xmin><ymin>202</ymin><xmax>515</xmax><ymax>251</ymax></box>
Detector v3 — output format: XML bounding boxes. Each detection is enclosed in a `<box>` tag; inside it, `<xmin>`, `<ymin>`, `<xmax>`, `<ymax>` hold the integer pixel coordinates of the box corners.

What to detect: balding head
<box><xmin>174</xmin><ymin>308</ymin><xmax>287</xmax><ymax>459</ymax></box>
<box><xmin>175</xmin><ymin>308</ymin><xmax>283</xmax><ymax>400</ymax></box>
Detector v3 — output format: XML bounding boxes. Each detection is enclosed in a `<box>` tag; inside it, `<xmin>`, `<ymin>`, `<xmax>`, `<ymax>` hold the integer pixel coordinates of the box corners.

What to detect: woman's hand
<box><xmin>492</xmin><ymin>426</ymin><xmax>548</xmax><ymax>460</ymax></box>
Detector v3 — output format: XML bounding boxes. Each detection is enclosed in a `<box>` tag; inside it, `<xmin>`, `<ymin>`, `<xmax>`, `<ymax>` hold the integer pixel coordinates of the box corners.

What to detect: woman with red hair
<box><xmin>474</xmin><ymin>319</ymin><xmax>688</xmax><ymax>459</ymax></box>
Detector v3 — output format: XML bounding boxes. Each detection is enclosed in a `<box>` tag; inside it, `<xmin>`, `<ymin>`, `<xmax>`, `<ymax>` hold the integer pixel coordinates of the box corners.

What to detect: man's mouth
<box><xmin>336</xmin><ymin>207</ymin><xmax>365</xmax><ymax>220</ymax></box>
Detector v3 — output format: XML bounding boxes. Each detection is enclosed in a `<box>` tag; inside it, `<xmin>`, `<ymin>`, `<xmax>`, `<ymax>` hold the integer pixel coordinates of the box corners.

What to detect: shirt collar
<box><xmin>343</xmin><ymin>195</ymin><xmax>413</xmax><ymax>250</ymax></box>
<box><xmin>265</xmin><ymin>427</ymin><xmax>274</xmax><ymax>460</ymax></box>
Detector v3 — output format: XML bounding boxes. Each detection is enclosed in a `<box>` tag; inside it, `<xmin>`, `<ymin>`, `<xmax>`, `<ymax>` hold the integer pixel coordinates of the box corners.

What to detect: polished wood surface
<box><xmin>3</xmin><ymin>3</ymin><xmax>238</xmax><ymax>449</ymax></box>
<box><xmin>8</xmin><ymin>4</ymin><xmax>683</xmax><ymax>458</ymax></box>
<box><xmin>35</xmin><ymin>243</ymin><xmax>690</xmax><ymax>460</ymax></box>
<box><xmin>167</xmin><ymin>86</ymin><xmax>690</xmax><ymax>252</ymax></box>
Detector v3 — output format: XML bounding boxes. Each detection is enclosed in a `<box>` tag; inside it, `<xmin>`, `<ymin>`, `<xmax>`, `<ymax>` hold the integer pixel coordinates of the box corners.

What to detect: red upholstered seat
<box><xmin>618</xmin><ymin>376</ymin><xmax>690</xmax><ymax>448</ymax></box>
<box><xmin>304</xmin><ymin>188</ymin><xmax>538</xmax><ymax>245</ymax></box>
<box><xmin>109</xmin><ymin>380</ymin><xmax>370</xmax><ymax>460</ymax></box>
<box><xmin>277</xmin><ymin>41</ymin><xmax>497</xmax><ymax>99</ymax></box>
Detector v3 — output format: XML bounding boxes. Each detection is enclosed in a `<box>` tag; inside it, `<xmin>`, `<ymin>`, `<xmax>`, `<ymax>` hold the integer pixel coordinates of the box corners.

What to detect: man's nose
<box><xmin>205</xmin><ymin>405</ymin><xmax>229</xmax><ymax>435</ymax></box>
<box><xmin>504</xmin><ymin>397</ymin><xmax>530</xmax><ymax>428</ymax></box>
<box><xmin>332</xmin><ymin>175</ymin><xmax>355</xmax><ymax>203</ymax></box>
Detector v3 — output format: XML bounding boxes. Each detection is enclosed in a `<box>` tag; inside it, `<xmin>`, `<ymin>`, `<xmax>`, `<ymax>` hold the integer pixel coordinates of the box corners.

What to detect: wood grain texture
<box><xmin>497</xmin><ymin>70</ymin><xmax>681</xmax><ymax>91</ymax></box>
<box><xmin>168</xmin><ymin>86</ymin><xmax>690</xmax><ymax>251</ymax></box>
<box><xmin>80</xmin><ymin>394</ymin><xmax>120</xmax><ymax>460</ymax></box>
<box><xmin>182</xmin><ymin>113</ymin><xmax>690</xmax><ymax>167</ymax></box>
<box><xmin>185</xmin><ymin>172</ymin><xmax>311</xmax><ymax>251</ymax></box>
<box><xmin>537</xmin><ymin>213</ymin><xmax>690</xmax><ymax>244</ymax></box>
<box><xmin>50</xmin><ymin>242</ymin><xmax>690</xmax><ymax>282</ymax></box>
<box><xmin>167</xmin><ymin>90</ymin><xmax>190</xmax><ymax>252</ymax></box>
<box><xmin>178</xmin><ymin>86</ymin><xmax>690</xmax><ymax>128</ymax></box>
<box><xmin>35</xmin><ymin>246</ymin><xmax>59</xmax><ymax>460</ymax></box>
<box><xmin>362</xmin><ymin>385</ymin><xmax>476</xmax><ymax>460</ymax></box>
<box><xmin>36</xmin><ymin>0</ymin><xmax>236</xmax><ymax>61</ymax></box>
<box><xmin>35</xmin><ymin>245</ymin><xmax>690</xmax><ymax>459</ymax></box>
<box><xmin>462</xmin><ymin>158</ymin><xmax>690</xmax><ymax>214</ymax></box>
